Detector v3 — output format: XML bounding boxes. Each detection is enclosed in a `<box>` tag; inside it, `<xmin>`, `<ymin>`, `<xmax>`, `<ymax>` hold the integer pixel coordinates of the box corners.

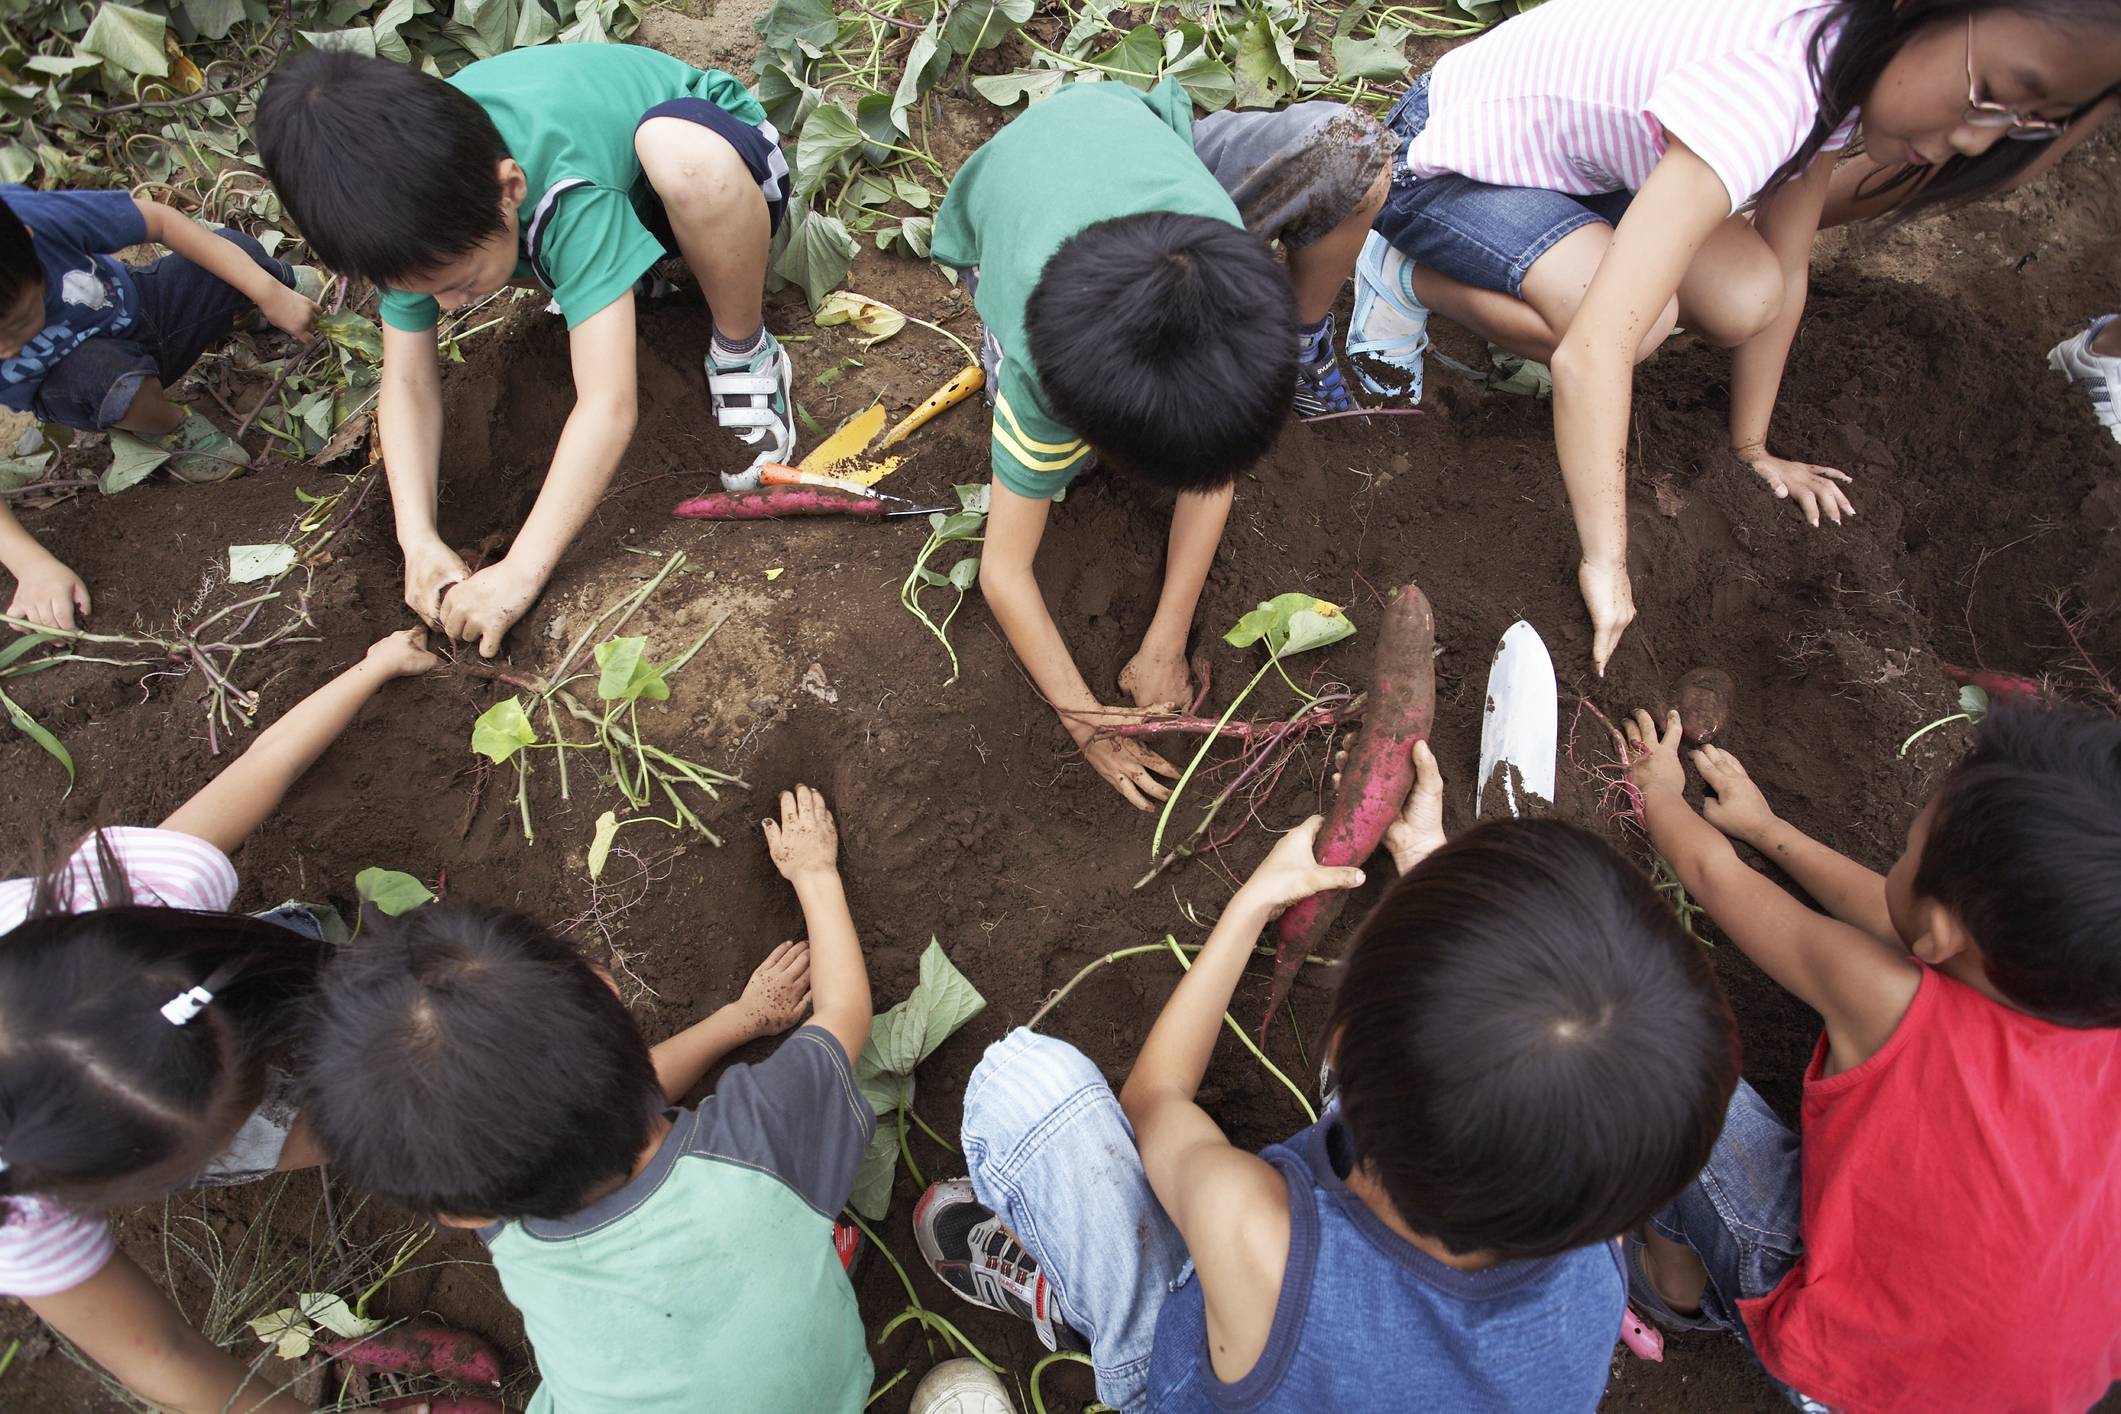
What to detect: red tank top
<box><xmin>1741</xmin><ymin>969</ymin><xmax>2121</xmax><ymax>1413</ymax></box>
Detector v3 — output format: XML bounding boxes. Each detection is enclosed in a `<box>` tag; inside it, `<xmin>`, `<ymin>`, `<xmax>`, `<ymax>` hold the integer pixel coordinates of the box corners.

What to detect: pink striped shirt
<box><xmin>0</xmin><ymin>828</ymin><xmax>239</xmax><ymax>1298</ymax></box>
<box><xmin>1407</xmin><ymin>0</ymin><xmax>1860</xmax><ymax>215</ymax></box>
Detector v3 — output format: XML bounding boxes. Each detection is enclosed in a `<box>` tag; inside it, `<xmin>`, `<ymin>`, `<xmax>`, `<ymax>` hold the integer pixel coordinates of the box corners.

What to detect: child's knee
<box><xmin>1690</xmin><ymin>248</ymin><xmax>1784</xmax><ymax>348</ymax></box>
<box><xmin>962</xmin><ymin>1029</ymin><xmax>1111</xmax><ymax>1149</ymax></box>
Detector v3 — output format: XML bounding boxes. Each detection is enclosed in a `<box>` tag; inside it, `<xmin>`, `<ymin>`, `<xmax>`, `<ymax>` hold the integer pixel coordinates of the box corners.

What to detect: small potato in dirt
<box><xmin>324</xmin><ymin>1322</ymin><xmax>503</xmax><ymax>1386</ymax></box>
<box><xmin>380</xmin><ymin>1398</ymin><xmax>506</xmax><ymax>1413</ymax></box>
<box><xmin>1673</xmin><ymin>667</ymin><xmax>1735</xmax><ymax>746</ymax></box>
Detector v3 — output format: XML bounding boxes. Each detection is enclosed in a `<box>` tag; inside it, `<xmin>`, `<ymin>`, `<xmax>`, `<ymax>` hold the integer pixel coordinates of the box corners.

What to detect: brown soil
<box><xmin>5</xmin><ymin>36</ymin><xmax>2121</xmax><ymax>1414</ymax></box>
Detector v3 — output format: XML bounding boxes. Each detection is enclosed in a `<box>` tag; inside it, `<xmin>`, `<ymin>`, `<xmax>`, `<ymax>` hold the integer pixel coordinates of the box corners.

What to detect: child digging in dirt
<box><xmin>0</xmin><ymin>627</ymin><xmax>434</xmax><ymax>1414</ymax></box>
<box><xmin>1618</xmin><ymin>703</ymin><xmax>2121</xmax><ymax>1410</ymax></box>
<box><xmin>254</xmin><ymin>45</ymin><xmax>795</xmax><ymax>658</ymax></box>
<box><xmin>1349</xmin><ymin>0</ymin><xmax>2121</xmax><ymax>676</ymax></box>
<box><xmin>910</xmin><ymin>742</ymin><xmax>1738</xmax><ymax>1412</ymax></box>
<box><xmin>930</xmin><ymin>80</ymin><xmax>1394</xmax><ymax>809</ymax></box>
<box><xmin>304</xmin><ymin>785</ymin><xmax>877</xmax><ymax>1413</ymax></box>
<box><xmin>0</xmin><ymin>188</ymin><xmax>322</xmax><ymax>632</ymax></box>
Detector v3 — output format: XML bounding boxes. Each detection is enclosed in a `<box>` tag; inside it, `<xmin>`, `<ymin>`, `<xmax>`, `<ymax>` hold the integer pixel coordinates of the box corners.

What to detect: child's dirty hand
<box><xmin>764</xmin><ymin>784</ymin><xmax>839</xmax><ymax>880</ymax></box>
<box><xmin>1621</xmin><ymin>708</ymin><xmax>1687</xmax><ymax>800</ymax></box>
<box><xmin>403</xmin><ymin>537</ymin><xmax>472</xmax><ymax>629</ymax></box>
<box><xmin>365</xmin><ymin>627</ymin><xmax>442</xmax><ymax>678</ymax></box>
<box><xmin>264</xmin><ymin>286</ymin><xmax>319</xmax><ymax>341</ymax></box>
<box><xmin>1579</xmin><ymin>559</ymin><xmax>1635</xmax><ymax>678</ymax></box>
<box><xmin>1119</xmin><ymin>647</ymin><xmax>1192</xmax><ymax>712</ymax></box>
<box><xmin>1332</xmin><ymin>736</ymin><xmax>1447</xmax><ymax>873</ymax></box>
<box><xmin>1234</xmin><ymin>815</ymin><xmax>1366</xmax><ymax>918</ymax></box>
<box><xmin>1738</xmin><ymin>449</ymin><xmax>1855</xmax><ymax>528</ymax></box>
<box><xmin>1080</xmin><ymin>730</ymin><xmax>1180</xmax><ymax>812</ymax></box>
<box><xmin>441</xmin><ymin>558</ymin><xmax>543</xmax><ymax>659</ymax></box>
<box><xmin>1693</xmin><ymin>744</ymin><xmax>1778</xmax><ymax>843</ymax></box>
<box><xmin>7</xmin><ymin>556</ymin><xmax>90</xmax><ymax>632</ymax></box>
<box><xmin>737</xmin><ymin>940</ymin><xmax>813</xmax><ymax>1038</ymax></box>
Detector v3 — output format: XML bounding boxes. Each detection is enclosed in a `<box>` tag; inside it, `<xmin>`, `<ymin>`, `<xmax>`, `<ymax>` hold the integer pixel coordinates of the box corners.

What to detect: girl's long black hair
<box><xmin>0</xmin><ymin>834</ymin><xmax>327</xmax><ymax>1213</ymax></box>
<box><xmin>1766</xmin><ymin>0</ymin><xmax>2121</xmax><ymax>218</ymax></box>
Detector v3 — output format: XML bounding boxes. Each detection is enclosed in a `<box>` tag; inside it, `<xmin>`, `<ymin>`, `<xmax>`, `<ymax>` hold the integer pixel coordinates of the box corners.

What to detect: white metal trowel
<box><xmin>1476</xmin><ymin>620</ymin><xmax>1558</xmax><ymax>818</ymax></box>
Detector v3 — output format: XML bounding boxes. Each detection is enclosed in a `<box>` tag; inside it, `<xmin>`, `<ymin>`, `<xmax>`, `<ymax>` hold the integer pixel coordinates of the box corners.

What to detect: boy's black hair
<box><xmin>1025</xmin><ymin>212</ymin><xmax>1296</xmax><ymax>490</ymax></box>
<box><xmin>1327</xmin><ymin>820</ymin><xmax>1737</xmax><ymax>1261</ymax></box>
<box><xmin>0</xmin><ymin>833</ymin><xmax>326</xmax><ymax>1214</ymax></box>
<box><xmin>304</xmin><ymin>904</ymin><xmax>661</xmax><ymax>1220</ymax></box>
<box><xmin>254</xmin><ymin>50</ymin><xmax>509</xmax><ymax>283</ymax></box>
<box><xmin>1913</xmin><ymin>703</ymin><xmax>2121</xmax><ymax>1027</ymax></box>
<box><xmin>0</xmin><ymin>201</ymin><xmax>38</xmax><ymax>312</ymax></box>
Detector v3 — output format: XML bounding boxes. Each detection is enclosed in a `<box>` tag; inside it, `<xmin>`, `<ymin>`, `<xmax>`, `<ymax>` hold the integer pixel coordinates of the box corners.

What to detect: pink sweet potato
<box><xmin>380</xmin><ymin>1398</ymin><xmax>507</xmax><ymax>1413</ymax></box>
<box><xmin>1260</xmin><ymin>584</ymin><xmax>1436</xmax><ymax>1032</ymax></box>
<box><xmin>672</xmin><ymin>487</ymin><xmax>888</xmax><ymax>520</ymax></box>
<box><xmin>1939</xmin><ymin>663</ymin><xmax>2043</xmax><ymax>704</ymax></box>
<box><xmin>323</xmin><ymin>1322</ymin><xmax>502</xmax><ymax>1386</ymax></box>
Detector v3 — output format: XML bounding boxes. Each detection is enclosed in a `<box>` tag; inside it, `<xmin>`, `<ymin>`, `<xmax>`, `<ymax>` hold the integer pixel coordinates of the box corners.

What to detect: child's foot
<box><xmin>911</xmin><ymin>1358</ymin><xmax>1018</xmax><ymax>1414</ymax></box>
<box><xmin>1621</xmin><ymin>1231</ymin><xmax>1717</xmax><ymax>1332</ymax></box>
<box><xmin>706</xmin><ymin>329</ymin><xmax>796</xmax><ymax>491</ymax></box>
<box><xmin>2047</xmin><ymin>315</ymin><xmax>2121</xmax><ymax>444</ymax></box>
<box><xmin>1293</xmin><ymin>312</ymin><xmax>1360</xmax><ymax>417</ymax></box>
<box><xmin>1347</xmin><ymin>231</ymin><xmax>1429</xmax><ymax>400</ymax></box>
<box><xmin>126</xmin><ymin>408</ymin><xmax>252</xmax><ymax>485</ymax></box>
<box><xmin>913</xmin><ymin>1179</ymin><xmax>1087</xmax><ymax>1354</ymax></box>
<box><xmin>833</xmin><ymin>1218</ymin><xmax>865</xmax><ymax>1280</ymax></box>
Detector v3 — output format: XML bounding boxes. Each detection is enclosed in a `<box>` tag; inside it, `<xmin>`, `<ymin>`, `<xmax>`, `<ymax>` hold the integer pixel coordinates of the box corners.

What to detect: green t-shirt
<box><xmin>482</xmin><ymin>1028</ymin><xmax>875</xmax><ymax>1413</ymax></box>
<box><xmin>929</xmin><ymin>79</ymin><xmax>1241</xmax><ymax>501</ymax></box>
<box><xmin>378</xmin><ymin>44</ymin><xmax>763</xmax><ymax>332</ymax></box>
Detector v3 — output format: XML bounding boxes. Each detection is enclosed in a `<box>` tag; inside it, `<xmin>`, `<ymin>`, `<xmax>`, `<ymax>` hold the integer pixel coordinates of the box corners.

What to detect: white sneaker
<box><xmin>705</xmin><ymin>331</ymin><xmax>796</xmax><ymax>490</ymax></box>
<box><xmin>1346</xmin><ymin>231</ymin><xmax>1430</xmax><ymax>401</ymax></box>
<box><xmin>911</xmin><ymin>1358</ymin><xmax>1018</xmax><ymax>1414</ymax></box>
<box><xmin>2048</xmin><ymin>315</ymin><xmax>2121</xmax><ymax>444</ymax></box>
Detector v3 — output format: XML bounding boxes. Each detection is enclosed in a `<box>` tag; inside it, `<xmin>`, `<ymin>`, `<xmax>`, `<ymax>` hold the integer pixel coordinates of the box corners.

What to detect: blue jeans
<box><xmin>1373</xmin><ymin>71</ymin><xmax>1633</xmax><ymax>298</ymax></box>
<box><xmin>962</xmin><ymin>1029</ymin><xmax>1190</xmax><ymax>1412</ymax></box>
<box><xmin>1650</xmin><ymin>1079</ymin><xmax>1825</xmax><ymax>1410</ymax></box>
<box><xmin>33</xmin><ymin>228</ymin><xmax>293</xmax><ymax>431</ymax></box>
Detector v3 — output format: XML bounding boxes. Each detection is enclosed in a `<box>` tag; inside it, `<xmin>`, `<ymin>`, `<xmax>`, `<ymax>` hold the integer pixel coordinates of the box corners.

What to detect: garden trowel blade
<box><xmin>1477</xmin><ymin>620</ymin><xmax>1558</xmax><ymax>819</ymax></box>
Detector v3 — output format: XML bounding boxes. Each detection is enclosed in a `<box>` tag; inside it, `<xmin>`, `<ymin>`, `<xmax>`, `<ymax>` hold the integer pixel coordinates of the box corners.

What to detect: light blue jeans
<box><xmin>962</xmin><ymin>1029</ymin><xmax>1190</xmax><ymax>1412</ymax></box>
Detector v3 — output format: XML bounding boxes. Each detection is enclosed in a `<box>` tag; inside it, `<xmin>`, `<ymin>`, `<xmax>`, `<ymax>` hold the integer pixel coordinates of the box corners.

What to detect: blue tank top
<box><xmin>1142</xmin><ymin>1115</ymin><xmax>1625</xmax><ymax>1412</ymax></box>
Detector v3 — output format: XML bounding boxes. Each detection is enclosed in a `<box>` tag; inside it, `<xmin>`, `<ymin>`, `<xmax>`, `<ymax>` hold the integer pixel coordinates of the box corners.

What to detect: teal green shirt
<box><xmin>482</xmin><ymin>1028</ymin><xmax>875</xmax><ymax>1413</ymax></box>
<box><xmin>379</xmin><ymin>45</ymin><xmax>763</xmax><ymax>332</ymax></box>
<box><xmin>929</xmin><ymin>79</ymin><xmax>1241</xmax><ymax>500</ymax></box>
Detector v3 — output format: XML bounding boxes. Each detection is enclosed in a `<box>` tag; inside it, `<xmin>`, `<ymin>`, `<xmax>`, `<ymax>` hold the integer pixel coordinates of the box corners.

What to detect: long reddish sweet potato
<box><xmin>672</xmin><ymin>487</ymin><xmax>887</xmax><ymax>520</ymax></box>
<box><xmin>380</xmin><ymin>1398</ymin><xmax>506</xmax><ymax>1413</ymax></box>
<box><xmin>1939</xmin><ymin>662</ymin><xmax>2043</xmax><ymax>704</ymax></box>
<box><xmin>323</xmin><ymin>1322</ymin><xmax>502</xmax><ymax>1386</ymax></box>
<box><xmin>1260</xmin><ymin>584</ymin><xmax>1435</xmax><ymax>1032</ymax></box>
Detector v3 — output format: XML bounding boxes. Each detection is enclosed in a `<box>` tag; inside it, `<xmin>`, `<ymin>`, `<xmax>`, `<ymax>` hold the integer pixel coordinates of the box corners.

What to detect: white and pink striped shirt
<box><xmin>1407</xmin><ymin>0</ymin><xmax>1861</xmax><ymax>215</ymax></box>
<box><xmin>0</xmin><ymin>828</ymin><xmax>239</xmax><ymax>1298</ymax></box>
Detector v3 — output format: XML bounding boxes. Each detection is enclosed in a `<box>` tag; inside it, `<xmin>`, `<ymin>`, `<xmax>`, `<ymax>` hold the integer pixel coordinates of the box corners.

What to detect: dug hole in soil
<box><xmin>5</xmin><ymin>26</ymin><xmax>2121</xmax><ymax>1414</ymax></box>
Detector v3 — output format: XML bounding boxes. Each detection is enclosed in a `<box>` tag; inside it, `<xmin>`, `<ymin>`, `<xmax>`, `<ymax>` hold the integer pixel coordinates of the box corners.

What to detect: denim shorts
<box><xmin>1648</xmin><ymin>1079</ymin><xmax>1827</xmax><ymax>1410</ymax></box>
<box><xmin>33</xmin><ymin>228</ymin><xmax>293</xmax><ymax>431</ymax></box>
<box><xmin>961</xmin><ymin>1029</ymin><xmax>1191</xmax><ymax>1412</ymax></box>
<box><xmin>1372</xmin><ymin>71</ymin><xmax>1633</xmax><ymax>298</ymax></box>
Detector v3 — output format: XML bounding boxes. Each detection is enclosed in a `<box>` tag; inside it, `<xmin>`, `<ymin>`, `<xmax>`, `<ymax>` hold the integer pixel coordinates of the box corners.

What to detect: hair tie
<box><xmin>160</xmin><ymin>960</ymin><xmax>245</xmax><ymax>1027</ymax></box>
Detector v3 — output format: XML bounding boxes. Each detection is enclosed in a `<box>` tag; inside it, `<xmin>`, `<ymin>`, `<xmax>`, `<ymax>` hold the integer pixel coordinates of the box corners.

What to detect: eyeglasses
<box><xmin>1965</xmin><ymin>13</ymin><xmax>2066</xmax><ymax>141</ymax></box>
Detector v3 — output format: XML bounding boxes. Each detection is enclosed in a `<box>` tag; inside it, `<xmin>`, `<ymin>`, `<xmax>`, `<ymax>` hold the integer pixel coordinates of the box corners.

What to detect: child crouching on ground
<box><xmin>304</xmin><ymin>786</ymin><xmax>876</xmax><ymax>1413</ymax></box>
<box><xmin>913</xmin><ymin>743</ymin><xmax>1737</xmax><ymax>1412</ymax></box>
<box><xmin>1621</xmin><ymin>704</ymin><xmax>2121</xmax><ymax>1411</ymax></box>
<box><xmin>0</xmin><ymin>189</ymin><xmax>320</xmax><ymax>630</ymax></box>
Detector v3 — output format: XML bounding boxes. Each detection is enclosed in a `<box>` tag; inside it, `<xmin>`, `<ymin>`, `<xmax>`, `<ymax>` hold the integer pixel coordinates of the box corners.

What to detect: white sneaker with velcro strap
<box><xmin>705</xmin><ymin>331</ymin><xmax>796</xmax><ymax>490</ymax></box>
<box><xmin>2048</xmin><ymin>315</ymin><xmax>2121</xmax><ymax>445</ymax></box>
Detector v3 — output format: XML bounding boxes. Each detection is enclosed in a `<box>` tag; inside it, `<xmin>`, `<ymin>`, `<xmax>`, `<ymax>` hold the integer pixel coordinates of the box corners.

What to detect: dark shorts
<box><xmin>634</xmin><ymin>98</ymin><xmax>792</xmax><ymax>242</ymax></box>
<box><xmin>33</xmin><ymin>228</ymin><xmax>293</xmax><ymax>431</ymax></box>
<box><xmin>1373</xmin><ymin>71</ymin><xmax>1634</xmax><ymax>298</ymax></box>
<box><xmin>1192</xmin><ymin>100</ymin><xmax>1396</xmax><ymax>251</ymax></box>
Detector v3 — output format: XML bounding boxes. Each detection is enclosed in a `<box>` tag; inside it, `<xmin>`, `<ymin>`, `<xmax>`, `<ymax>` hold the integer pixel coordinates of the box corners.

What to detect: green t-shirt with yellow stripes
<box><xmin>930</xmin><ymin>79</ymin><xmax>1242</xmax><ymax>500</ymax></box>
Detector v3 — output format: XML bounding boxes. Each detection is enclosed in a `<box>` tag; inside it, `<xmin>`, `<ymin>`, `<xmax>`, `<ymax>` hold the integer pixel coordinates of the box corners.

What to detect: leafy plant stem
<box><xmin>1898</xmin><ymin>712</ymin><xmax>1970</xmax><ymax>757</ymax></box>
<box><xmin>1162</xmin><ymin>935</ymin><xmax>1316</xmax><ymax>1123</ymax></box>
<box><xmin>904</xmin><ymin>1104</ymin><xmax>957</xmax><ymax>1154</ymax></box>
<box><xmin>1030</xmin><ymin>1351</ymin><xmax>1095</xmax><ymax>1414</ymax></box>
<box><xmin>1149</xmin><ymin>658</ymin><xmax>1275</xmax><ymax>858</ymax></box>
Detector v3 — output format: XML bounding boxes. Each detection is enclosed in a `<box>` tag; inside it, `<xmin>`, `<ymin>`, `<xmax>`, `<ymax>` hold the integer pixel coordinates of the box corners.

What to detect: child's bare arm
<box><xmin>160</xmin><ymin>630</ymin><xmax>439</xmax><ymax>854</ymax></box>
<box><xmin>1120</xmin><ymin>819</ymin><xmax>1364</xmax><ymax>1376</ymax></box>
<box><xmin>133</xmin><ymin>200</ymin><xmax>314</xmax><ymax>340</ymax></box>
<box><xmin>1120</xmin><ymin>483</ymin><xmax>1233</xmax><ymax>711</ymax></box>
<box><xmin>1690</xmin><ymin>744</ymin><xmax>1898</xmax><ymax>942</ymax></box>
<box><xmin>441</xmin><ymin>296</ymin><xmax>638</xmax><ymax>657</ymax></box>
<box><xmin>650</xmin><ymin>940</ymin><xmax>813</xmax><ymax>1101</ymax></box>
<box><xmin>377</xmin><ymin>320</ymin><xmax>472</xmax><ymax>628</ymax></box>
<box><xmin>979</xmin><ymin>482</ymin><xmax>1181</xmax><ymax>810</ymax></box>
<box><xmin>1626</xmin><ymin>709</ymin><xmax>1919</xmax><ymax>1067</ymax></box>
<box><xmin>30</xmin><ymin>1253</ymin><xmax>312</xmax><ymax>1414</ymax></box>
<box><xmin>0</xmin><ymin>499</ymin><xmax>89</xmax><ymax>631</ymax></box>
<box><xmin>763</xmin><ymin>786</ymin><xmax>870</xmax><ymax>1060</ymax></box>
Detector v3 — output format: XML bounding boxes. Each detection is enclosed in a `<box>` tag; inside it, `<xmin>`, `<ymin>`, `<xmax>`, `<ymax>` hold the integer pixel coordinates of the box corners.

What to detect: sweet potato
<box><xmin>380</xmin><ymin>1398</ymin><xmax>507</xmax><ymax>1413</ymax></box>
<box><xmin>1260</xmin><ymin>584</ymin><xmax>1435</xmax><ymax>1032</ymax></box>
<box><xmin>671</xmin><ymin>487</ymin><xmax>888</xmax><ymax>520</ymax></box>
<box><xmin>323</xmin><ymin>1322</ymin><xmax>502</xmax><ymax>1386</ymax></box>
<box><xmin>1673</xmin><ymin>667</ymin><xmax>1734</xmax><ymax>745</ymax></box>
<box><xmin>1939</xmin><ymin>663</ymin><xmax>2043</xmax><ymax>704</ymax></box>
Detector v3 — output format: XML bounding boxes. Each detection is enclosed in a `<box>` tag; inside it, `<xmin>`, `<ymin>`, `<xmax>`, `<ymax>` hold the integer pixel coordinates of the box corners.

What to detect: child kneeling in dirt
<box><xmin>0</xmin><ymin>188</ymin><xmax>321</xmax><ymax>632</ymax></box>
<box><xmin>1620</xmin><ymin>704</ymin><xmax>2121</xmax><ymax>1410</ymax></box>
<box><xmin>911</xmin><ymin>744</ymin><xmax>1737</xmax><ymax>1412</ymax></box>
<box><xmin>0</xmin><ymin>627</ymin><xmax>434</xmax><ymax>1414</ymax></box>
<box><xmin>931</xmin><ymin>80</ymin><xmax>1393</xmax><ymax>810</ymax></box>
<box><xmin>255</xmin><ymin>45</ymin><xmax>795</xmax><ymax>658</ymax></box>
<box><xmin>305</xmin><ymin>785</ymin><xmax>877</xmax><ymax>1413</ymax></box>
